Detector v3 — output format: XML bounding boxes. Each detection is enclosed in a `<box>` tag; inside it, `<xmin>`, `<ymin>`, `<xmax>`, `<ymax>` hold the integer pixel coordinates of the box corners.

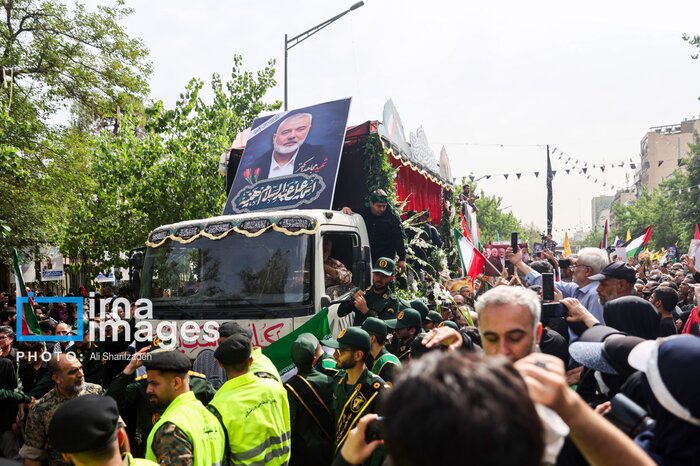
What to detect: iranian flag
<box><xmin>624</xmin><ymin>226</ymin><xmax>653</xmax><ymax>259</ymax></box>
<box><xmin>12</xmin><ymin>249</ymin><xmax>41</xmax><ymax>336</ymax></box>
<box><xmin>453</xmin><ymin>228</ymin><xmax>486</xmax><ymax>282</ymax></box>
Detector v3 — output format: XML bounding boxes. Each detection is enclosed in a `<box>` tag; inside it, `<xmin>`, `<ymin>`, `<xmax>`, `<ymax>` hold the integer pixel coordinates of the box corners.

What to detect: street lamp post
<box><xmin>284</xmin><ymin>1</ymin><xmax>364</xmax><ymax>111</ymax></box>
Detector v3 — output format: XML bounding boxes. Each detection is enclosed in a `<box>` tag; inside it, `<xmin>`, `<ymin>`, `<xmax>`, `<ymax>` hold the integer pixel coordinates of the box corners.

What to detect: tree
<box><xmin>58</xmin><ymin>58</ymin><xmax>282</xmax><ymax>273</ymax></box>
<box><xmin>611</xmin><ymin>136</ymin><xmax>700</xmax><ymax>250</ymax></box>
<box><xmin>0</xmin><ymin>0</ymin><xmax>150</xmax><ymax>264</ymax></box>
<box><xmin>473</xmin><ymin>190</ymin><xmax>522</xmax><ymax>245</ymax></box>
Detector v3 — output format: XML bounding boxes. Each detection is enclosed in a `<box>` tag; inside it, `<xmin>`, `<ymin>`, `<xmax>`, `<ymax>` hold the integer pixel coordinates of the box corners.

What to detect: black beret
<box><xmin>49</xmin><ymin>395</ymin><xmax>118</xmax><ymax>453</ymax></box>
<box><xmin>215</xmin><ymin>333</ymin><xmax>252</xmax><ymax>366</ymax></box>
<box><xmin>143</xmin><ymin>350</ymin><xmax>191</xmax><ymax>373</ymax></box>
<box><xmin>219</xmin><ymin>321</ymin><xmax>252</xmax><ymax>339</ymax></box>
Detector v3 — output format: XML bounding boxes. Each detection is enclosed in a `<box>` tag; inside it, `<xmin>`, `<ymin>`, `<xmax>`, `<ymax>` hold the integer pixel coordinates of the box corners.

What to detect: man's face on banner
<box><xmin>273</xmin><ymin>114</ymin><xmax>312</xmax><ymax>155</ymax></box>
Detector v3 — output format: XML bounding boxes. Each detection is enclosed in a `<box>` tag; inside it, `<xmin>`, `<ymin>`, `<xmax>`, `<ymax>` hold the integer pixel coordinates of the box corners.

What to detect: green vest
<box><xmin>209</xmin><ymin>372</ymin><xmax>291</xmax><ymax>466</ymax></box>
<box><xmin>371</xmin><ymin>351</ymin><xmax>401</xmax><ymax>376</ymax></box>
<box><xmin>145</xmin><ymin>391</ymin><xmax>225</xmax><ymax>466</ymax></box>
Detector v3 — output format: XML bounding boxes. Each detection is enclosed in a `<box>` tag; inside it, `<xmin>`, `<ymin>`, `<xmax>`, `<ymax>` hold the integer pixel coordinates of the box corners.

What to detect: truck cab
<box><xmin>135</xmin><ymin>209</ymin><xmax>370</xmax><ymax>356</ymax></box>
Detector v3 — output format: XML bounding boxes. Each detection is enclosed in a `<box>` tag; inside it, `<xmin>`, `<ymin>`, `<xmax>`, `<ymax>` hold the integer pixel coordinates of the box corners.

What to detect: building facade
<box><xmin>591</xmin><ymin>195</ymin><xmax>614</xmax><ymax>229</ymax></box>
<box><xmin>635</xmin><ymin>118</ymin><xmax>698</xmax><ymax>193</ymax></box>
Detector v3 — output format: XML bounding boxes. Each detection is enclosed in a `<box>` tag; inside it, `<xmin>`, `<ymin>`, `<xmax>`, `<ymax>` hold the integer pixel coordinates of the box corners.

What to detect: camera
<box><xmin>605</xmin><ymin>393</ymin><xmax>655</xmax><ymax>438</ymax></box>
<box><xmin>364</xmin><ymin>416</ymin><xmax>384</xmax><ymax>443</ymax></box>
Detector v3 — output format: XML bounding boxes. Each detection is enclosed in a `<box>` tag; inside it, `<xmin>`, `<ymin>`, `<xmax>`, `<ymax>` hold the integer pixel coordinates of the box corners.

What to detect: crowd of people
<box><xmin>1</xmin><ymin>189</ymin><xmax>700</xmax><ymax>466</ymax></box>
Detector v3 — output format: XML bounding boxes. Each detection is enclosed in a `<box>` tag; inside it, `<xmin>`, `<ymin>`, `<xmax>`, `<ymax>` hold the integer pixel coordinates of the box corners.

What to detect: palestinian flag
<box><xmin>262</xmin><ymin>307</ymin><xmax>331</xmax><ymax>381</ymax></box>
<box><xmin>623</xmin><ymin>226</ymin><xmax>653</xmax><ymax>259</ymax></box>
<box><xmin>12</xmin><ymin>248</ymin><xmax>41</xmax><ymax>336</ymax></box>
<box><xmin>453</xmin><ymin>228</ymin><xmax>486</xmax><ymax>283</ymax></box>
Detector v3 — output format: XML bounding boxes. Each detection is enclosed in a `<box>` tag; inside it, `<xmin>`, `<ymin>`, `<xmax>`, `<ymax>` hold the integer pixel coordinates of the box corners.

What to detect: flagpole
<box><xmin>546</xmin><ymin>145</ymin><xmax>553</xmax><ymax>236</ymax></box>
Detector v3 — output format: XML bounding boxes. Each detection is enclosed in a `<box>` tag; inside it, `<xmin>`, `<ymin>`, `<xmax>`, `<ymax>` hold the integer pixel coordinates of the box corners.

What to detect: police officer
<box><xmin>361</xmin><ymin>317</ymin><xmax>401</xmax><ymax>384</ymax></box>
<box><xmin>321</xmin><ymin>327</ymin><xmax>386</xmax><ymax>464</ymax></box>
<box><xmin>337</xmin><ymin>257</ymin><xmax>400</xmax><ymax>326</ymax></box>
<box><xmin>48</xmin><ymin>395</ymin><xmax>157</xmax><ymax>465</ymax></box>
<box><xmin>285</xmin><ymin>333</ymin><xmax>334</xmax><ymax>466</ymax></box>
<box><xmin>386</xmin><ymin>308</ymin><xmax>422</xmax><ymax>361</ymax></box>
<box><xmin>106</xmin><ymin>346</ymin><xmax>216</xmax><ymax>458</ymax></box>
<box><xmin>143</xmin><ymin>351</ymin><xmax>225</xmax><ymax>466</ymax></box>
<box><xmin>208</xmin><ymin>333</ymin><xmax>291</xmax><ymax>466</ymax></box>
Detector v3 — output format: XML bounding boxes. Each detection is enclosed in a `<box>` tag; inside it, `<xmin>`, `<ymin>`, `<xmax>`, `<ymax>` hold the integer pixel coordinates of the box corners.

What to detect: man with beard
<box><xmin>589</xmin><ymin>262</ymin><xmax>637</xmax><ymax>305</ymax></box>
<box><xmin>321</xmin><ymin>328</ymin><xmax>386</xmax><ymax>465</ymax></box>
<box><xmin>341</xmin><ymin>191</ymin><xmax>407</xmax><ymax>273</ymax></box>
<box><xmin>509</xmin><ymin>246</ymin><xmax>609</xmax><ymax>340</ymax></box>
<box><xmin>240</xmin><ymin>113</ymin><xmax>329</xmax><ymax>181</ymax></box>
<box><xmin>106</xmin><ymin>346</ymin><xmax>216</xmax><ymax>458</ymax></box>
<box><xmin>386</xmin><ymin>308</ymin><xmax>422</xmax><ymax>362</ymax></box>
<box><xmin>21</xmin><ymin>354</ymin><xmax>104</xmax><ymax>466</ymax></box>
<box><xmin>143</xmin><ymin>351</ymin><xmax>225</xmax><ymax>466</ymax></box>
<box><xmin>337</xmin><ymin>258</ymin><xmax>400</xmax><ymax>326</ymax></box>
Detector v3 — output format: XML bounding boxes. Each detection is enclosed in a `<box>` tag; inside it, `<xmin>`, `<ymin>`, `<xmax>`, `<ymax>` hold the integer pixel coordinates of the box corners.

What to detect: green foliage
<box><xmin>363</xmin><ymin>135</ymin><xmax>398</xmax><ymax>205</ymax></box>
<box><xmin>473</xmin><ymin>190</ymin><xmax>522</xmax><ymax>244</ymax></box>
<box><xmin>0</xmin><ymin>0</ymin><xmax>150</xmax><ymax>263</ymax></box>
<box><xmin>611</xmin><ymin>135</ymin><xmax>700</xmax><ymax>250</ymax></box>
<box><xmin>57</xmin><ymin>57</ymin><xmax>281</xmax><ymax>272</ymax></box>
<box><xmin>570</xmin><ymin>229</ymin><xmax>603</xmax><ymax>249</ymax></box>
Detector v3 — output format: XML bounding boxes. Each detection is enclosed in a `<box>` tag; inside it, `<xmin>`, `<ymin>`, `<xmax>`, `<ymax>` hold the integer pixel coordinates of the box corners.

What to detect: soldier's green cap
<box><xmin>410</xmin><ymin>299</ymin><xmax>429</xmax><ymax>319</ymax></box>
<box><xmin>398</xmin><ymin>298</ymin><xmax>412</xmax><ymax>311</ymax></box>
<box><xmin>439</xmin><ymin>320</ymin><xmax>460</xmax><ymax>331</ymax></box>
<box><xmin>361</xmin><ymin>317</ymin><xmax>388</xmax><ymax>337</ymax></box>
<box><xmin>291</xmin><ymin>333</ymin><xmax>319</xmax><ymax>367</ymax></box>
<box><xmin>321</xmin><ymin>327</ymin><xmax>370</xmax><ymax>352</ymax></box>
<box><xmin>143</xmin><ymin>349</ymin><xmax>191</xmax><ymax>373</ymax></box>
<box><xmin>426</xmin><ymin>311</ymin><xmax>444</xmax><ymax>324</ymax></box>
<box><xmin>372</xmin><ymin>257</ymin><xmax>395</xmax><ymax>276</ymax></box>
<box><xmin>385</xmin><ymin>308</ymin><xmax>422</xmax><ymax>330</ymax></box>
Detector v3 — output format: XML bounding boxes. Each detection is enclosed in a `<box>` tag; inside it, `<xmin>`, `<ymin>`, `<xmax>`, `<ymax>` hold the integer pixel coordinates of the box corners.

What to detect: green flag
<box><xmin>262</xmin><ymin>308</ymin><xmax>331</xmax><ymax>379</ymax></box>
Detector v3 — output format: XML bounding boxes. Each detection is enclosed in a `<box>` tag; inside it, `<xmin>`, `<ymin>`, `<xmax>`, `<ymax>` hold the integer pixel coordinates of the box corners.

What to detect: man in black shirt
<box><xmin>342</xmin><ymin>189</ymin><xmax>407</xmax><ymax>273</ymax></box>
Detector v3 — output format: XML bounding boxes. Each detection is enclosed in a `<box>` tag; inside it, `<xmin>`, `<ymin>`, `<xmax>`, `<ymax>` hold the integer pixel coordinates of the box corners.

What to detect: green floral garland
<box><xmin>362</xmin><ymin>134</ymin><xmax>398</xmax><ymax>206</ymax></box>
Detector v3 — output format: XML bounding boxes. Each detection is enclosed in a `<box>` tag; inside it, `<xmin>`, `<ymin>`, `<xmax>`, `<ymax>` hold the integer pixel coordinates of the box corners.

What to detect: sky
<box><xmin>122</xmin><ymin>0</ymin><xmax>700</xmax><ymax>242</ymax></box>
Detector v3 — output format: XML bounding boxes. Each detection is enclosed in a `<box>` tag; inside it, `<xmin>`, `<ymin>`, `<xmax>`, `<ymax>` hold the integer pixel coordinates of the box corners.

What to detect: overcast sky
<box><xmin>123</xmin><ymin>0</ymin><xmax>700</xmax><ymax>241</ymax></box>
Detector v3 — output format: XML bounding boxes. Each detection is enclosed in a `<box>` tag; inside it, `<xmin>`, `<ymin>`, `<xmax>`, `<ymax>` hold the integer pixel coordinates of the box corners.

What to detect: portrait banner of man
<box><xmin>483</xmin><ymin>242</ymin><xmax>529</xmax><ymax>277</ymax></box>
<box><xmin>225</xmin><ymin>98</ymin><xmax>352</xmax><ymax>214</ymax></box>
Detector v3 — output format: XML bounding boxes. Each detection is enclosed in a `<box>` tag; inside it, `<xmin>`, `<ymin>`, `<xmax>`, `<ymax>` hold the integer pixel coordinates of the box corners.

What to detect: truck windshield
<box><xmin>140</xmin><ymin>230</ymin><xmax>312</xmax><ymax>310</ymax></box>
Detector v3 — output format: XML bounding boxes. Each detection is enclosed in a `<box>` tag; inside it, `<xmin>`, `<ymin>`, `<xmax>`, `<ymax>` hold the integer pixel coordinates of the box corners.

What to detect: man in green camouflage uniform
<box><xmin>386</xmin><ymin>308</ymin><xmax>423</xmax><ymax>362</ymax></box>
<box><xmin>361</xmin><ymin>317</ymin><xmax>402</xmax><ymax>384</ymax></box>
<box><xmin>321</xmin><ymin>328</ymin><xmax>386</xmax><ymax>466</ymax></box>
<box><xmin>30</xmin><ymin>323</ymin><xmax>105</xmax><ymax>399</ymax></box>
<box><xmin>285</xmin><ymin>333</ymin><xmax>334</xmax><ymax>466</ymax></box>
<box><xmin>337</xmin><ymin>258</ymin><xmax>400</xmax><ymax>326</ymax></box>
<box><xmin>21</xmin><ymin>353</ymin><xmax>104</xmax><ymax>466</ymax></box>
<box><xmin>106</xmin><ymin>346</ymin><xmax>216</xmax><ymax>458</ymax></box>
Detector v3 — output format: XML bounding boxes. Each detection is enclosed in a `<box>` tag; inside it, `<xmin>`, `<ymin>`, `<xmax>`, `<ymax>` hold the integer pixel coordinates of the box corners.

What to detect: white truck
<box><xmin>132</xmin><ymin>209</ymin><xmax>370</xmax><ymax>357</ymax></box>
